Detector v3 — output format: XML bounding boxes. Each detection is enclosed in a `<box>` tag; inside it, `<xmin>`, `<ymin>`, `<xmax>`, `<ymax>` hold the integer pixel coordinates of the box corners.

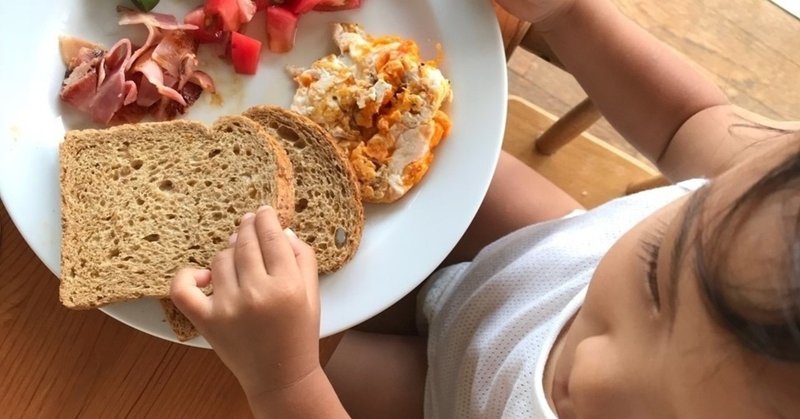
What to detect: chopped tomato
<box><xmin>205</xmin><ymin>0</ymin><xmax>240</xmax><ymax>32</ymax></box>
<box><xmin>265</xmin><ymin>6</ymin><xmax>298</xmax><ymax>53</ymax></box>
<box><xmin>184</xmin><ymin>6</ymin><xmax>224</xmax><ymax>43</ymax></box>
<box><xmin>284</xmin><ymin>0</ymin><xmax>322</xmax><ymax>14</ymax></box>
<box><xmin>230</xmin><ymin>32</ymin><xmax>262</xmax><ymax>75</ymax></box>
<box><xmin>313</xmin><ymin>0</ymin><xmax>360</xmax><ymax>11</ymax></box>
<box><xmin>255</xmin><ymin>0</ymin><xmax>270</xmax><ymax>10</ymax></box>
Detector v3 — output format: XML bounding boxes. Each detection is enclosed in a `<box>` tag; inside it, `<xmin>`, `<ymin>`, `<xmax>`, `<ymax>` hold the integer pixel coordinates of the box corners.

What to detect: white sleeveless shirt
<box><xmin>419</xmin><ymin>179</ymin><xmax>706</xmax><ymax>418</ymax></box>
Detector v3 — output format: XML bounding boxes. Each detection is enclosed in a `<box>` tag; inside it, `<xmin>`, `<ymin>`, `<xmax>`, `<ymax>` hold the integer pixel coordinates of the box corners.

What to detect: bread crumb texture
<box><xmin>59</xmin><ymin>117</ymin><xmax>292</xmax><ymax>308</ymax></box>
<box><xmin>244</xmin><ymin>106</ymin><xmax>364</xmax><ymax>273</ymax></box>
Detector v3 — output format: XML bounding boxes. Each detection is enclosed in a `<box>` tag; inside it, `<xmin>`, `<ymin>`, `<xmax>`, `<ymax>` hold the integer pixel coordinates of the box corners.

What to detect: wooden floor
<box><xmin>507</xmin><ymin>0</ymin><xmax>800</xmax><ymax>165</ymax></box>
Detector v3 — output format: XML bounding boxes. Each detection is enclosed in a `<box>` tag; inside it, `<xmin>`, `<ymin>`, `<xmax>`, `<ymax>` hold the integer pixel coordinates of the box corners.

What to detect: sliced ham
<box><xmin>117</xmin><ymin>6</ymin><xmax>198</xmax><ymax>31</ymax></box>
<box><xmin>153</xmin><ymin>82</ymin><xmax>203</xmax><ymax>121</ymax></box>
<box><xmin>152</xmin><ymin>30</ymin><xmax>198</xmax><ymax>89</ymax></box>
<box><xmin>80</xmin><ymin>39</ymin><xmax>136</xmax><ymax>124</ymax></box>
<box><xmin>60</xmin><ymin>41</ymin><xmax>104</xmax><ymax>113</ymax></box>
<box><xmin>123</xmin><ymin>80</ymin><xmax>138</xmax><ymax>106</ymax></box>
<box><xmin>113</xmin><ymin>103</ymin><xmax>151</xmax><ymax>125</ymax></box>
<box><xmin>72</xmin><ymin>48</ymin><xmax>105</xmax><ymax>71</ymax></box>
<box><xmin>90</xmin><ymin>70</ymin><xmax>129</xmax><ymax>124</ymax></box>
<box><xmin>60</xmin><ymin>61</ymin><xmax>99</xmax><ymax>113</ymax></box>
<box><xmin>189</xmin><ymin>71</ymin><xmax>216</xmax><ymax>93</ymax></box>
<box><xmin>135</xmin><ymin>74</ymin><xmax>163</xmax><ymax>107</ymax></box>
<box><xmin>59</xmin><ymin>9</ymin><xmax>214</xmax><ymax>125</ymax></box>
<box><xmin>121</xmin><ymin>11</ymin><xmax>201</xmax><ymax>105</ymax></box>
<box><xmin>131</xmin><ymin>47</ymin><xmax>188</xmax><ymax>107</ymax></box>
<box><xmin>59</xmin><ymin>36</ymin><xmax>104</xmax><ymax>69</ymax></box>
<box><xmin>98</xmin><ymin>39</ymin><xmax>131</xmax><ymax>87</ymax></box>
<box><xmin>118</xmin><ymin>7</ymin><xmax>196</xmax><ymax>71</ymax></box>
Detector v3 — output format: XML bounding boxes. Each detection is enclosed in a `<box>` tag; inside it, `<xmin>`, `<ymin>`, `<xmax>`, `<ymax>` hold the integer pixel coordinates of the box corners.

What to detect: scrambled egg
<box><xmin>290</xmin><ymin>23</ymin><xmax>453</xmax><ymax>203</ymax></box>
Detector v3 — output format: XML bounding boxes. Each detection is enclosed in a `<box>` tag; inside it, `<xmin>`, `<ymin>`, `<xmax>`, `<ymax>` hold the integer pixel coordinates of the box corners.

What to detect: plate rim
<box><xmin>0</xmin><ymin>0</ymin><xmax>508</xmax><ymax>348</ymax></box>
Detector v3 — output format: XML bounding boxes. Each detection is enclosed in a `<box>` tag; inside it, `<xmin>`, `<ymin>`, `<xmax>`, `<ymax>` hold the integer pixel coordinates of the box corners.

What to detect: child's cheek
<box><xmin>568</xmin><ymin>335</ymin><xmax>637</xmax><ymax>418</ymax></box>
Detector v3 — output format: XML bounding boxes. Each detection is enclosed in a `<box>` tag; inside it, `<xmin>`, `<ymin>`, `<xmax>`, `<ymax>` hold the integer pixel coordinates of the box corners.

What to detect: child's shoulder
<box><xmin>660</xmin><ymin>105</ymin><xmax>799</xmax><ymax>182</ymax></box>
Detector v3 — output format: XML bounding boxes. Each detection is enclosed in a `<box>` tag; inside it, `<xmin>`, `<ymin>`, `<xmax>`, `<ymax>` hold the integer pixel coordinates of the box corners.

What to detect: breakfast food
<box><xmin>163</xmin><ymin>106</ymin><xmax>365</xmax><ymax>341</ymax></box>
<box><xmin>290</xmin><ymin>23</ymin><xmax>453</xmax><ymax>203</ymax></box>
<box><xmin>243</xmin><ymin>106</ymin><xmax>364</xmax><ymax>272</ymax></box>
<box><xmin>59</xmin><ymin>8</ymin><xmax>216</xmax><ymax>126</ymax></box>
<box><xmin>59</xmin><ymin>116</ymin><xmax>294</xmax><ymax>309</ymax></box>
<box><xmin>182</xmin><ymin>0</ymin><xmax>365</xmax><ymax>76</ymax></box>
<box><xmin>161</xmin><ymin>299</ymin><xmax>200</xmax><ymax>341</ymax></box>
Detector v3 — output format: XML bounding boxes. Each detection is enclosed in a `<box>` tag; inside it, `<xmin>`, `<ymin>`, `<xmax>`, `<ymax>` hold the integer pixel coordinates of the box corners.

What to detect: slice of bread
<box><xmin>60</xmin><ymin>116</ymin><xmax>294</xmax><ymax>309</ymax></box>
<box><xmin>243</xmin><ymin>105</ymin><xmax>364</xmax><ymax>273</ymax></box>
<box><xmin>163</xmin><ymin>107</ymin><xmax>365</xmax><ymax>342</ymax></box>
<box><xmin>160</xmin><ymin>298</ymin><xmax>199</xmax><ymax>341</ymax></box>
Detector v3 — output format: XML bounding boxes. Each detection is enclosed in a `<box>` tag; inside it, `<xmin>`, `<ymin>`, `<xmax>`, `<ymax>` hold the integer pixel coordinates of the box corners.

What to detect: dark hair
<box><xmin>694</xmin><ymin>140</ymin><xmax>800</xmax><ymax>362</ymax></box>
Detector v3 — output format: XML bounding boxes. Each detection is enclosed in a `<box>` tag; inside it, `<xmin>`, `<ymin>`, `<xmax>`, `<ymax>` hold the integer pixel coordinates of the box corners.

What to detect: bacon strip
<box><xmin>118</xmin><ymin>6</ymin><xmax>197</xmax><ymax>70</ymax></box>
<box><xmin>152</xmin><ymin>30</ymin><xmax>199</xmax><ymax>89</ymax></box>
<box><xmin>131</xmin><ymin>47</ymin><xmax>187</xmax><ymax>107</ymax></box>
<box><xmin>58</xmin><ymin>9</ymin><xmax>214</xmax><ymax>125</ymax></box>
<box><xmin>59</xmin><ymin>36</ymin><xmax>104</xmax><ymax>68</ymax></box>
<box><xmin>189</xmin><ymin>71</ymin><xmax>216</xmax><ymax>93</ymax></box>
<box><xmin>59</xmin><ymin>59</ymin><xmax>100</xmax><ymax>113</ymax></box>
<box><xmin>116</xmin><ymin>6</ymin><xmax>198</xmax><ymax>31</ymax></box>
<box><xmin>97</xmin><ymin>39</ymin><xmax>131</xmax><ymax>86</ymax></box>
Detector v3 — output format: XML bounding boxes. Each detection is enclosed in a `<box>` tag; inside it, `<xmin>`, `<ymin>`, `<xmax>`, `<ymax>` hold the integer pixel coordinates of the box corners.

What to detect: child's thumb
<box><xmin>170</xmin><ymin>268</ymin><xmax>213</xmax><ymax>321</ymax></box>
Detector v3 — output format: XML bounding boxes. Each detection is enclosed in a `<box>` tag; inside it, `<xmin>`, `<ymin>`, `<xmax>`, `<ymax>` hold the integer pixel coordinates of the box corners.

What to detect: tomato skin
<box><xmin>205</xmin><ymin>0</ymin><xmax>244</xmax><ymax>32</ymax></box>
<box><xmin>265</xmin><ymin>6</ymin><xmax>299</xmax><ymax>53</ymax></box>
<box><xmin>230</xmin><ymin>31</ymin><xmax>262</xmax><ymax>75</ymax></box>
<box><xmin>184</xmin><ymin>6</ymin><xmax>224</xmax><ymax>43</ymax></box>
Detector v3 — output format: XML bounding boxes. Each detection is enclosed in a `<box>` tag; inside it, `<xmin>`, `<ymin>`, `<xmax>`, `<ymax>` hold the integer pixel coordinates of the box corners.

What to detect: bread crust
<box><xmin>243</xmin><ymin>105</ymin><xmax>364</xmax><ymax>273</ymax></box>
<box><xmin>164</xmin><ymin>108</ymin><xmax>365</xmax><ymax>342</ymax></box>
<box><xmin>59</xmin><ymin>117</ymin><xmax>294</xmax><ymax>309</ymax></box>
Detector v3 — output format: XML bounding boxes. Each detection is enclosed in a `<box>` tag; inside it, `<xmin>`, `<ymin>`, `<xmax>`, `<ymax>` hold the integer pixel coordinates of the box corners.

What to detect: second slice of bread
<box><xmin>163</xmin><ymin>107</ymin><xmax>366</xmax><ymax>341</ymax></box>
<box><xmin>243</xmin><ymin>106</ymin><xmax>364</xmax><ymax>273</ymax></box>
<box><xmin>60</xmin><ymin>116</ymin><xmax>294</xmax><ymax>309</ymax></box>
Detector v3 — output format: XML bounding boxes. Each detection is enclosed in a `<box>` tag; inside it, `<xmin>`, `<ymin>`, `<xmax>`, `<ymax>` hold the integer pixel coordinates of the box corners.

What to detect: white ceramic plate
<box><xmin>0</xmin><ymin>0</ymin><xmax>507</xmax><ymax>348</ymax></box>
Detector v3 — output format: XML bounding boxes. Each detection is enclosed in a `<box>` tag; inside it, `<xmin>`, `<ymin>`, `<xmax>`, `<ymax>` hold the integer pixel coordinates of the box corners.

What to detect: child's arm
<box><xmin>518</xmin><ymin>0</ymin><xmax>796</xmax><ymax>179</ymax></box>
<box><xmin>170</xmin><ymin>207</ymin><xmax>349</xmax><ymax>419</ymax></box>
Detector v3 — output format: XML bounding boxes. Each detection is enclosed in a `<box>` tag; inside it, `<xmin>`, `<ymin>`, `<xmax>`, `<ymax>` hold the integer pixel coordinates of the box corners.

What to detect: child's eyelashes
<box><xmin>639</xmin><ymin>221</ymin><xmax>668</xmax><ymax>311</ymax></box>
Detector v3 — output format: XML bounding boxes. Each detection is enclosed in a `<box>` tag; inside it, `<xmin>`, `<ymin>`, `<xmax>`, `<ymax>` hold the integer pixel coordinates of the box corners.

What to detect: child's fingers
<box><xmin>210</xmin><ymin>248</ymin><xmax>239</xmax><ymax>297</ymax></box>
<box><xmin>171</xmin><ymin>268</ymin><xmax>212</xmax><ymax>321</ymax></box>
<box><xmin>233</xmin><ymin>212</ymin><xmax>269</xmax><ymax>286</ymax></box>
<box><xmin>254</xmin><ymin>206</ymin><xmax>299</xmax><ymax>276</ymax></box>
<box><xmin>192</xmin><ymin>268</ymin><xmax>212</xmax><ymax>287</ymax></box>
<box><xmin>284</xmin><ymin>228</ymin><xmax>319</xmax><ymax>301</ymax></box>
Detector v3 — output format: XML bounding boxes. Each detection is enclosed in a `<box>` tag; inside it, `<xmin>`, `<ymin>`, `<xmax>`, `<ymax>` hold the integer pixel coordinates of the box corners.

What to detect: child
<box><xmin>170</xmin><ymin>0</ymin><xmax>800</xmax><ymax>417</ymax></box>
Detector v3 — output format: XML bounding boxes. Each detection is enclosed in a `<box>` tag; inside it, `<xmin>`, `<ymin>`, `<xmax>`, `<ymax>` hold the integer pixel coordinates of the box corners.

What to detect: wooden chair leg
<box><xmin>534</xmin><ymin>98</ymin><xmax>601</xmax><ymax>155</ymax></box>
<box><xmin>625</xmin><ymin>174</ymin><xmax>670</xmax><ymax>195</ymax></box>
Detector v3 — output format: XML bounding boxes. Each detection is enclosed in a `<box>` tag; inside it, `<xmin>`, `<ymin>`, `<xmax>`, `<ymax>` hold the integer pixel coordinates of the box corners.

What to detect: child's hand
<box><xmin>170</xmin><ymin>206</ymin><xmax>320</xmax><ymax>399</ymax></box>
<box><xmin>495</xmin><ymin>0</ymin><xmax>577</xmax><ymax>29</ymax></box>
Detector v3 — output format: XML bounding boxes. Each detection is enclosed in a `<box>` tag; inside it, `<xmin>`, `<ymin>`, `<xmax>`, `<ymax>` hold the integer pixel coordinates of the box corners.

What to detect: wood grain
<box><xmin>504</xmin><ymin>96</ymin><xmax>658</xmax><ymax>208</ymax></box>
<box><xmin>507</xmin><ymin>0</ymin><xmax>800</xmax><ymax>165</ymax></box>
<box><xmin>0</xmin><ymin>203</ymin><xmax>340</xmax><ymax>419</ymax></box>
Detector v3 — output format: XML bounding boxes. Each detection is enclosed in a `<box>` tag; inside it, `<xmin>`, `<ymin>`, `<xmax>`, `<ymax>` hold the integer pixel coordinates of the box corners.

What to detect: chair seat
<box><xmin>503</xmin><ymin>96</ymin><xmax>660</xmax><ymax>208</ymax></box>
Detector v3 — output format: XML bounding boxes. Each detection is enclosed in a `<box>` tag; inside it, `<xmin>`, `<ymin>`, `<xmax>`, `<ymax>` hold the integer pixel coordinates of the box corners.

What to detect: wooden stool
<box><xmin>503</xmin><ymin>96</ymin><xmax>661</xmax><ymax>208</ymax></box>
<box><xmin>494</xmin><ymin>3</ymin><xmax>667</xmax><ymax>192</ymax></box>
